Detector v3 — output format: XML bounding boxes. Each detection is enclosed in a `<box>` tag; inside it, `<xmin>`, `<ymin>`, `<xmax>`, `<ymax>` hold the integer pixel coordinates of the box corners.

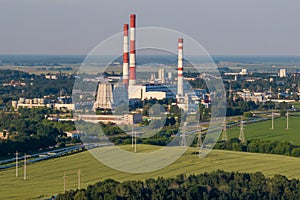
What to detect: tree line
<box><xmin>215</xmin><ymin>138</ymin><xmax>300</xmax><ymax>158</ymax></box>
<box><xmin>56</xmin><ymin>170</ymin><xmax>300</xmax><ymax>200</ymax></box>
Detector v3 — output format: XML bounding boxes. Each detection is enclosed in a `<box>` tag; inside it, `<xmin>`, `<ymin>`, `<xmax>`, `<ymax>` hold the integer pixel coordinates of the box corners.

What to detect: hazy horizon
<box><xmin>1</xmin><ymin>0</ymin><xmax>300</xmax><ymax>55</ymax></box>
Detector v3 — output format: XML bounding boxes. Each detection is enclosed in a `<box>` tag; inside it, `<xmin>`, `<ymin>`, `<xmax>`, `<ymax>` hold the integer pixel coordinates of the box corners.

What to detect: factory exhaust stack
<box><xmin>122</xmin><ymin>24</ymin><xmax>129</xmax><ymax>87</ymax></box>
<box><xmin>129</xmin><ymin>14</ymin><xmax>136</xmax><ymax>86</ymax></box>
<box><xmin>177</xmin><ymin>38</ymin><xmax>184</xmax><ymax>96</ymax></box>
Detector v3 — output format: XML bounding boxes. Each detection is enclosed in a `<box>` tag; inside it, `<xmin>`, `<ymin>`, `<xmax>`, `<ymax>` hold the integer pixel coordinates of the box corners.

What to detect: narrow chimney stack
<box><xmin>177</xmin><ymin>38</ymin><xmax>184</xmax><ymax>96</ymax></box>
<box><xmin>122</xmin><ymin>24</ymin><xmax>129</xmax><ymax>87</ymax></box>
<box><xmin>129</xmin><ymin>14</ymin><xmax>136</xmax><ymax>86</ymax></box>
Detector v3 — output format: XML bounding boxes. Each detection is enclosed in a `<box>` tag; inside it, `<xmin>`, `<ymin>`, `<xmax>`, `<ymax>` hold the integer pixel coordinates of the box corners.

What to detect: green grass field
<box><xmin>227</xmin><ymin>116</ymin><xmax>300</xmax><ymax>144</ymax></box>
<box><xmin>1</xmin><ymin>145</ymin><xmax>300</xmax><ymax>199</ymax></box>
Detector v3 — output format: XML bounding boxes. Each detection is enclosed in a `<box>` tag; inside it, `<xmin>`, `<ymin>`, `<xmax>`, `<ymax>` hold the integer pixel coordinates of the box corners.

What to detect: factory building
<box><xmin>128</xmin><ymin>84</ymin><xmax>176</xmax><ymax>100</ymax></box>
<box><xmin>93</xmin><ymin>82</ymin><xmax>128</xmax><ymax>110</ymax></box>
<box><xmin>279</xmin><ymin>69</ymin><xmax>287</xmax><ymax>78</ymax></box>
<box><xmin>12</xmin><ymin>97</ymin><xmax>75</xmax><ymax>111</ymax></box>
<box><xmin>77</xmin><ymin>113</ymin><xmax>142</xmax><ymax>125</ymax></box>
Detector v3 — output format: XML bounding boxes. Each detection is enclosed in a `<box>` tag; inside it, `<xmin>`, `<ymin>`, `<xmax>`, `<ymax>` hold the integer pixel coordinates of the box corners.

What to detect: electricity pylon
<box><xmin>222</xmin><ymin>120</ymin><xmax>228</xmax><ymax>141</ymax></box>
<box><xmin>239</xmin><ymin>116</ymin><xmax>246</xmax><ymax>143</ymax></box>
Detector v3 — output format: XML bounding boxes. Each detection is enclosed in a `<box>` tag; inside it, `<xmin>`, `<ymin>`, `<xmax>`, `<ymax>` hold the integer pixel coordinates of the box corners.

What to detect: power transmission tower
<box><xmin>222</xmin><ymin>120</ymin><xmax>228</xmax><ymax>141</ymax></box>
<box><xmin>77</xmin><ymin>170</ymin><xmax>81</xmax><ymax>189</ymax></box>
<box><xmin>181</xmin><ymin>122</ymin><xmax>187</xmax><ymax>147</ymax></box>
<box><xmin>239</xmin><ymin>117</ymin><xmax>245</xmax><ymax>143</ymax></box>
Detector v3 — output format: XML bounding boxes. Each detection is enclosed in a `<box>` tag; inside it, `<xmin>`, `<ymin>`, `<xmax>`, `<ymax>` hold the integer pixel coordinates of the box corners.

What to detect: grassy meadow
<box><xmin>1</xmin><ymin>145</ymin><xmax>300</xmax><ymax>199</ymax></box>
<box><xmin>227</xmin><ymin>116</ymin><xmax>300</xmax><ymax>144</ymax></box>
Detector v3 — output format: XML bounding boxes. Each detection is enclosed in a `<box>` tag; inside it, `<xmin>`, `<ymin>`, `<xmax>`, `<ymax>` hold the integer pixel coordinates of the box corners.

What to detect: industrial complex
<box><xmin>92</xmin><ymin>14</ymin><xmax>200</xmax><ymax>117</ymax></box>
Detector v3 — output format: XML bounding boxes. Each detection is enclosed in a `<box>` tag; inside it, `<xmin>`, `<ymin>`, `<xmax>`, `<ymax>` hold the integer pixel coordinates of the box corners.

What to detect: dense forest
<box><xmin>56</xmin><ymin>170</ymin><xmax>300</xmax><ymax>200</ymax></box>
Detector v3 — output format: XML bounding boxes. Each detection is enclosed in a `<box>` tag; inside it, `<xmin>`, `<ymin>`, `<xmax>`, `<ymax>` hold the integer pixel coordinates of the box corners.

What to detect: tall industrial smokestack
<box><xmin>122</xmin><ymin>24</ymin><xmax>129</xmax><ymax>87</ymax></box>
<box><xmin>129</xmin><ymin>14</ymin><xmax>136</xmax><ymax>86</ymax></box>
<box><xmin>177</xmin><ymin>38</ymin><xmax>184</xmax><ymax>96</ymax></box>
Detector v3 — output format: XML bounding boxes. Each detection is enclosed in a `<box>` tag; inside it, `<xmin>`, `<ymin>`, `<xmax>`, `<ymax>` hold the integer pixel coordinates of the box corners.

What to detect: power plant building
<box><xmin>128</xmin><ymin>84</ymin><xmax>176</xmax><ymax>100</ymax></box>
<box><xmin>93</xmin><ymin>82</ymin><xmax>128</xmax><ymax>110</ymax></box>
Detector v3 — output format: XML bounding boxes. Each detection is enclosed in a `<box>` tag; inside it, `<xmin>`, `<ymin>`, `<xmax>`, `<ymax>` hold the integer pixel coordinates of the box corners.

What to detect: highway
<box><xmin>0</xmin><ymin>145</ymin><xmax>85</xmax><ymax>170</ymax></box>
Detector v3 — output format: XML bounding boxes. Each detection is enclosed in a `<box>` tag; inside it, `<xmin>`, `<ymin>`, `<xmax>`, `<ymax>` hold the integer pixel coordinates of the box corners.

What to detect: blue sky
<box><xmin>1</xmin><ymin>0</ymin><xmax>300</xmax><ymax>55</ymax></box>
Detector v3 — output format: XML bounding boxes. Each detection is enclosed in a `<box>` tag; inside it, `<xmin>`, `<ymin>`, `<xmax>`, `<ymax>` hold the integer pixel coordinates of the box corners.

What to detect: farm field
<box><xmin>227</xmin><ymin>116</ymin><xmax>300</xmax><ymax>144</ymax></box>
<box><xmin>1</xmin><ymin>145</ymin><xmax>300</xmax><ymax>199</ymax></box>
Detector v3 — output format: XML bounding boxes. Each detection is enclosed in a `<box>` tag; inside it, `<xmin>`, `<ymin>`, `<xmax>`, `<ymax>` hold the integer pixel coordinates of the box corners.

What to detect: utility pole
<box><xmin>131</xmin><ymin>124</ymin><xmax>134</xmax><ymax>148</ymax></box>
<box><xmin>181</xmin><ymin>122</ymin><xmax>187</xmax><ymax>147</ymax></box>
<box><xmin>15</xmin><ymin>151</ymin><xmax>19</xmax><ymax>177</ymax></box>
<box><xmin>63</xmin><ymin>173</ymin><xmax>67</xmax><ymax>193</ymax></box>
<box><xmin>239</xmin><ymin>116</ymin><xmax>245</xmax><ymax>143</ymax></box>
<box><xmin>286</xmin><ymin>111</ymin><xmax>289</xmax><ymax>129</ymax></box>
<box><xmin>271</xmin><ymin>110</ymin><xmax>274</xmax><ymax>130</ymax></box>
<box><xmin>24</xmin><ymin>153</ymin><xmax>27</xmax><ymax>180</ymax></box>
<box><xmin>134</xmin><ymin>130</ymin><xmax>137</xmax><ymax>153</ymax></box>
<box><xmin>77</xmin><ymin>170</ymin><xmax>81</xmax><ymax>189</ymax></box>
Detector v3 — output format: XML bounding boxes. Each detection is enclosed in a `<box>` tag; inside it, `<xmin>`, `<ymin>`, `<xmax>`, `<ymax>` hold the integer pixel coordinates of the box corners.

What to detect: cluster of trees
<box><xmin>0</xmin><ymin>108</ymin><xmax>77</xmax><ymax>158</ymax></box>
<box><xmin>21</xmin><ymin>73</ymin><xmax>74</xmax><ymax>99</ymax></box>
<box><xmin>0</xmin><ymin>134</ymin><xmax>57</xmax><ymax>157</ymax></box>
<box><xmin>95</xmin><ymin>108</ymin><xmax>112</xmax><ymax>115</ymax></box>
<box><xmin>99</xmin><ymin>123</ymin><xmax>124</xmax><ymax>136</ymax></box>
<box><xmin>78</xmin><ymin>121</ymin><xmax>176</xmax><ymax>147</ymax></box>
<box><xmin>56</xmin><ymin>170</ymin><xmax>300</xmax><ymax>199</ymax></box>
<box><xmin>215</xmin><ymin>138</ymin><xmax>300</xmax><ymax>158</ymax></box>
<box><xmin>226</xmin><ymin>99</ymin><xmax>257</xmax><ymax>116</ymax></box>
<box><xmin>100</xmin><ymin>122</ymin><xmax>174</xmax><ymax>147</ymax></box>
<box><xmin>0</xmin><ymin>69</ymin><xmax>74</xmax><ymax>106</ymax></box>
<box><xmin>226</xmin><ymin>98</ymin><xmax>293</xmax><ymax>117</ymax></box>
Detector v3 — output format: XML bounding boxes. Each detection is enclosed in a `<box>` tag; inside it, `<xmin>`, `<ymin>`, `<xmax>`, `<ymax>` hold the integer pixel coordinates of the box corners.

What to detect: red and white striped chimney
<box><xmin>177</xmin><ymin>38</ymin><xmax>184</xmax><ymax>96</ymax></box>
<box><xmin>122</xmin><ymin>24</ymin><xmax>129</xmax><ymax>87</ymax></box>
<box><xmin>129</xmin><ymin>14</ymin><xmax>136</xmax><ymax>86</ymax></box>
